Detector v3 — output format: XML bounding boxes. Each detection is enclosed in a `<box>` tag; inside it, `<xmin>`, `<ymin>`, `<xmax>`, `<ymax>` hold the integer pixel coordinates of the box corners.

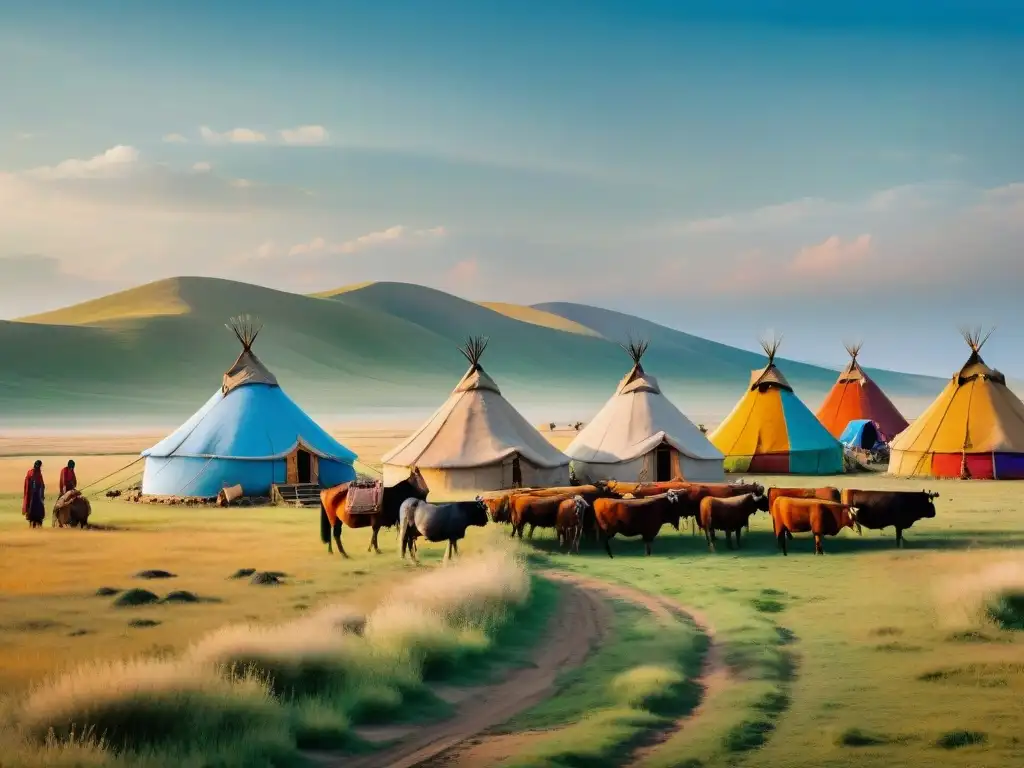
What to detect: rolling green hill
<box><xmin>0</xmin><ymin>277</ymin><xmax>945</xmax><ymax>427</ymax></box>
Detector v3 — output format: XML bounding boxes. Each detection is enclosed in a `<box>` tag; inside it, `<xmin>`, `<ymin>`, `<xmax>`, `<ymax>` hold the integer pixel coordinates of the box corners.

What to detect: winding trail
<box><xmin>307</xmin><ymin>570</ymin><xmax>729</xmax><ymax>768</ymax></box>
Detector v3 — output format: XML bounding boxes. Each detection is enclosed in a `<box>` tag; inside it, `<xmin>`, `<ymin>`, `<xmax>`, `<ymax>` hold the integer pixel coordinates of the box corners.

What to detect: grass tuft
<box><xmin>985</xmin><ymin>591</ymin><xmax>1024</xmax><ymax>631</ymax></box>
<box><xmin>835</xmin><ymin>726</ymin><xmax>891</xmax><ymax>747</ymax></box>
<box><xmin>936</xmin><ymin>730</ymin><xmax>987</xmax><ymax>749</ymax></box>
<box><xmin>113</xmin><ymin>589</ymin><xmax>160</xmax><ymax>608</ymax></box>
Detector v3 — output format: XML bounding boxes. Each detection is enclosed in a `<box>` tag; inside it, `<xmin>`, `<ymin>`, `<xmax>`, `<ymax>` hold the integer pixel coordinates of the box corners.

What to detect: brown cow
<box><xmin>556</xmin><ymin>495</ymin><xmax>590</xmax><ymax>554</ymax></box>
<box><xmin>771</xmin><ymin>497</ymin><xmax>856</xmax><ymax>555</ymax></box>
<box><xmin>592</xmin><ymin>489</ymin><xmax>684</xmax><ymax>557</ymax></box>
<box><xmin>699</xmin><ymin>492</ymin><xmax>770</xmax><ymax>551</ymax></box>
<box><xmin>766</xmin><ymin>486</ymin><xmax>840</xmax><ymax>541</ymax></box>
<box><xmin>671</xmin><ymin>482</ymin><xmax>765</xmax><ymax>532</ymax></box>
<box><xmin>510</xmin><ymin>493</ymin><xmax>574</xmax><ymax>538</ymax></box>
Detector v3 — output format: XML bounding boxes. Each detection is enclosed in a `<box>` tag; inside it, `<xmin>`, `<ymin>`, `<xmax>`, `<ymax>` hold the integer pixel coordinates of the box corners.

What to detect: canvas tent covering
<box><xmin>141</xmin><ymin>316</ymin><xmax>357</xmax><ymax>497</ymax></box>
<box><xmin>709</xmin><ymin>337</ymin><xmax>844</xmax><ymax>475</ymax></box>
<box><xmin>889</xmin><ymin>329</ymin><xmax>1024</xmax><ymax>479</ymax></box>
<box><xmin>816</xmin><ymin>342</ymin><xmax>909</xmax><ymax>440</ymax></box>
<box><xmin>381</xmin><ymin>336</ymin><xmax>570</xmax><ymax>494</ymax></box>
<box><xmin>839</xmin><ymin>419</ymin><xmax>883</xmax><ymax>450</ymax></box>
<box><xmin>565</xmin><ymin>340</ymin><xmax>725</xmax><ymax>483</ymax></box>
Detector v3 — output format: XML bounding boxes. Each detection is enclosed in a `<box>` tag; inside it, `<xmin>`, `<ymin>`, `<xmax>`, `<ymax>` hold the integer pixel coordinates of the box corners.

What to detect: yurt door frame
<box><xmin>286</xmin><ymin>441</ymin><xmax>320</xmax><ymax>485</ymax></box>
<box><xmin>655</xmin><ymin>445</ymin><xmax>672</xmax><ymax>482</ymax></box>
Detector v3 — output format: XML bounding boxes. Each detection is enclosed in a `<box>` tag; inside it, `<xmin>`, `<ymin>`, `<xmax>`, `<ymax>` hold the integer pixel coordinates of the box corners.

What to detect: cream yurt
<box><xmin>381</xmin><ymin>336</ymin><xmax>570</xmax><ymax>494</ymax></box>
<box><xmin>565</xmin><ymin>340</ymin><xmax>725</xmax><ymax>483</ymax></box>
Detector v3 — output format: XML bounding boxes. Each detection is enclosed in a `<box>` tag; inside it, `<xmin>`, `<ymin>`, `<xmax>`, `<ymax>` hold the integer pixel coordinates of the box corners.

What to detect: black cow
<box><xmin>840</xmin><ymin>489</ymin><xmax>939</xmax><ymax>547</ymax></box>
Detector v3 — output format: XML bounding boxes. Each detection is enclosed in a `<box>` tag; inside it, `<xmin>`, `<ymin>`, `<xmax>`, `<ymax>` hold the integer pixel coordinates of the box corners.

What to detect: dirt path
<box><xmin>428</xmin><ymin>571</ymin><xmax>729</xmax><ymax>768</ymax></box>
<box><xmin>308</xmin><ymin>571</ymin><xmax>727</xmax><ymax>768</ymax></box>
<box><xmin>306</xmin><ymin>577</ymin><xmax>613</xmax><ymax>768</ymax></box>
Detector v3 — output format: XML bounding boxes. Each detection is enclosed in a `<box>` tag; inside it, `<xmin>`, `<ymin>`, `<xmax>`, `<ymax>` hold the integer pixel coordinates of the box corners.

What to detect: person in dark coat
<box><xmin>23</xmin><ymin>460</ymin><xmax>46</xmax><ymax>527</ymax></box>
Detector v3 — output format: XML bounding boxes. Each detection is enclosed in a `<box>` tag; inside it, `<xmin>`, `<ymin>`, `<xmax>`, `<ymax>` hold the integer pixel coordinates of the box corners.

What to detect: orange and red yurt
<box><xmin>816</xmin><ymin>343</ymin><xmax>909</xmax><ymax>441</ymax></box>
<box><xmin>709</xmin><ymin>338</ymin><xmax>844</xmax><ymax>475</ymax></box>
<box><xmin>889</xmin><ymin>330</ymin><xmax>1024</xmax><ymax>480</ymax></box>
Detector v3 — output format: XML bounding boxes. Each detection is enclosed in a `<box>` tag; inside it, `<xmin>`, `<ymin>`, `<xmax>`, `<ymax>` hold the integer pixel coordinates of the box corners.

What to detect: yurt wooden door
<box><xmin>286</xmin><ymin>444</ymin><xmax>320</xmax><ymax>485</ymax></box>
<box><xmin>655</xmin><ymin>446</ymin><xmax>672</xmax><ymax>481</ymax></box>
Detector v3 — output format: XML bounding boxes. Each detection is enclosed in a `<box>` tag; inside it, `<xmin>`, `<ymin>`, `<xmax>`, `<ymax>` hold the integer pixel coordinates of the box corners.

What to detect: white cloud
<box><xmin>199</xmin><ymin>125</ymin><xmax>267</xmax><ymax>144</ymax></box>
<box><xmin>24</xmin><ymin>145</ymin><xmax>140</xmax><ymax>181</ymax></box>
<box><xmin>163</xmin><ymin>133</ymin><xmax>188</xmax><ymax>144</ymax></box>
<box><xmin>279</xmin><ymin>125</ymin><xmax>329</xmax><ymax>146</ymax></box>
<box><xmin>677</xmin><ymin>197</ymin><xmax>831</xmax><ymax>235</ymax></box>
<box><xmin>283</xmin><ymin>225</ymin><xmax>447</xmax><ymax>258</ymax></box>
<box><xmin>191</xmin><ymin>161</ymin><xmax>212</xmax><ymax>173</ymax></box>
<box><xmin>16</xmin><ymin>132</ymin><xmax>35</xmax><ymax>141</ymax></box>
<box><xmin>791</xmin><ymin>233</ymin><xmax>873</xmax><ymax>274</ymax></box>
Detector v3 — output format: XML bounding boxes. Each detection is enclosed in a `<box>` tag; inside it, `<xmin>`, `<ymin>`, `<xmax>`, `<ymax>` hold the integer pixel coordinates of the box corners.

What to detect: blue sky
<box><xmin>1</xmin><ymin>1</ymin><xmax>1022</xmax><ymax>376</ymax></box>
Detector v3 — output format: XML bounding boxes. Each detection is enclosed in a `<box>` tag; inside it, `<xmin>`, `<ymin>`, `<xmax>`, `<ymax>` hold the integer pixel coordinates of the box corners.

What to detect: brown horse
<box><xmin>320</xmin><ymin>467</ymin><xmax>429</xmax><ymax>557</ymax></box>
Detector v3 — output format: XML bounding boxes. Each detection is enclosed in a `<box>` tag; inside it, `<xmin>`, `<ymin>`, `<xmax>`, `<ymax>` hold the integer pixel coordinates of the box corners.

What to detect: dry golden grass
<box><xmin>478</xmin><ymin>302</ymin><xmax>603</xmax><ymax>337</ymax></box>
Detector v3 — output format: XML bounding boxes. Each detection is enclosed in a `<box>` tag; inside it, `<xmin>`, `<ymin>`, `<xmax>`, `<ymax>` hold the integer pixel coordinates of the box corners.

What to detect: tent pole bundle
<box><xmin>816</xmin><ymin>340</ymin><xmax>909</xmax><ymax>441</ymax></box>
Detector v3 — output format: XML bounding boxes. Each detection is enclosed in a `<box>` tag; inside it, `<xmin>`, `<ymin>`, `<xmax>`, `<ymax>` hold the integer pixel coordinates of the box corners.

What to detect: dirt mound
<box><xmin>230</xmin><ymin>568</ymin><xmax>256</xmax><ymax>579</ymax></box>
<box><xmin>95</xmin><ymin>586</ymin><xmax>121</xmax><ymax>597</ymax></box>
<box><xmin>114</xmin><ymin>588</ymin><xmax>161</xmax><ymax>607</ymax></box>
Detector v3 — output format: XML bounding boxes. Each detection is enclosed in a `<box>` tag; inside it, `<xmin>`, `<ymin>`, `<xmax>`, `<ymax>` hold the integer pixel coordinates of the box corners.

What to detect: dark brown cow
<box><xmin>840</xmin><ymin>489</ymin><xmax>939</xmax><ymax>547</ymax></box>
<box><xmin>556</xmin><ymin>495</ymin><xmax>590</xmax><ymax>554</ymax></box>
<box><xmin>509</xmin><ymin>486</ymin><xmax>612</xmax><ymax>538</ymax></box>
<box><xmin>772</xmin><ymin>497</ymin><xmax>856</xmax><ymax>555</ymax></box>
<box><xmin>482</xmin><ymin>486</ymin><xmax>590</xmax><ymax>523</ymax></box>
<box><xmin>699</xmin><ymin>492</ymin><xmax>770</xmax><ymax>551</ymax></box>
<box><xmin>676</xmin><ymin>483</ymin><xmax>765</xmax><ymax>532</ymax></box>
<box><xmin>592</xmin><ymin>489</ymin><xmax>684</xmax><ymax>557</ymax></box>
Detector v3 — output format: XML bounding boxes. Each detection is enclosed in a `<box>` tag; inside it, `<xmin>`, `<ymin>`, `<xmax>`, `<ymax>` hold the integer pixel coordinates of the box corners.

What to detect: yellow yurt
<box><xmin>889</xmin><ymin>329</ymin><xmax>1024</xmax><ymax>479</ymax></box>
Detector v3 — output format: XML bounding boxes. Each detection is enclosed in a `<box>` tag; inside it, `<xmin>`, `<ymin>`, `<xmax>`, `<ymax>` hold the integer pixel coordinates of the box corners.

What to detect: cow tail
<box><xmin>320</xmin><ymin>501</ymin><xmax>331</xmax><ymax>544</ymax></box>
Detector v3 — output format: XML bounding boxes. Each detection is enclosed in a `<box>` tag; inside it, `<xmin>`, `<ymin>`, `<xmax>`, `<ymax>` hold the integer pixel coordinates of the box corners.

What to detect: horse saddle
<box><xmin>344</xmin><ymin>481</ymin><xmax>383</xmax><ymax>515</ymax></box>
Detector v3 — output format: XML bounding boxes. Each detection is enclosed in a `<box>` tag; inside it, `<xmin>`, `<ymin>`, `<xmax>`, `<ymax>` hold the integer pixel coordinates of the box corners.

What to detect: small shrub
<box><xmin>95</xmin><ymin>587</ymin><xmax>121</xmax><ymax>597</ymax></box>
<box><xmin>134</xmin><ymin>570</ymin><xmax>176</xmax><ymax>579</ymax></box>
<box><xmin>292</xmin><ymin>700</ymin><xmax>352</xmax><ymax>750</ymax></box>
<box><xmin>754</xmin><ymin>690</ymin><xmax>790</xmax><ymax>716</ymax></box>
<box><xmin>230</xmin><ymin>568</ymin><xmax>256</xmax><ymax>579</ymax></box>
<box><xmin>128</xmin><ymin>619</ymin><xmax>161</xmax><ymax>628</ymax></box>
<box><xmin>751</xmin><ymin>598</ymin><xmax>785</xmax><ymax>614</ymax></box>
<box><xmin>836</xmin><ymin>727</ymin><xmax>889</xmax><ymax>747</ymax></box>
<box><xmin>113</xmin><ymin>589</ymin><xmax>160</xmax><ymax>607</ymax></box>
<box><xmin>986</xmin><ymin>591</ymin><xmax>1024</xmax><ymax>630</ymax></box>
<box><xmin>163</xmin><ymin>590</ymin><xmax>200</xmax><ymax>604</ymax></box>
<box><xmin>609</xmin><ymin>665</ymin><xmax>685</xmax><ymax>710</ymax></box>
<box><xmin>936</xmin><ymin>730</ymin><xmax>987</xmax><ymax>749</ymax></box>
<box><xmin>250</xmin><ymin>572</ymin><xmax>283</xmax><ymax>586</ymax></box>
<box><xmin>724</xmin><ymin>718</ymin><xmax>775</xmax><ymax>752</ymax></box>
<box><xmin>870</xmin><ymin>626</ymin><xmax>902</xmax><ymax>636</ymax></box>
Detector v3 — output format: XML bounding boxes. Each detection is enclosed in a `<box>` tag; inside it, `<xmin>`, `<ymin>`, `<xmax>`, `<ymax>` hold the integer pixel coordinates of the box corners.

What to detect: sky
<box><xmin>1</xmin><ymin>0</ymin><xmax>1022</xmax><ymax>377</ymax></box>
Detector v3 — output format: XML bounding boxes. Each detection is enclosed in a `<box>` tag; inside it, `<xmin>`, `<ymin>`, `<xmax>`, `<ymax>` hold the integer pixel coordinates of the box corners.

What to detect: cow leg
<box><xmin>644</xmin><ymin>537</ymin><xmax>653</xmax><ymax>556</ymax></box>
<box><xmin>602</xmin><ymin>532</ymin><xmax>614</xmax><ymax>558</ymax></box>
<box><xmin>527</xmin><ymin>524</ymin><xmax>535</xmax><ymax>539</ymax></box>
<box><xmin>778</xmin><ymin>531</ymin><xmax>788</xmax><ymax>556</ymax></box>
<box><xmin>736</xmin><ymin>527</ymin><xmax>742</xmax><ymax>549</ymax></box>
<box><xmin>725</xmin><ymin>531</ymin><xmax>734</xmax><ymax>550</ymax></box>
<box><xmin>705</xmin><ymin>524</ymin><xmax>715</xmax><ymax>552</ymax></box>
<box><xmin>452</xmin><ymin>539</ymin><xmax>460</xmax><ymax>556</ymax></box>
<box><xmin>814</xmin><ymin>534</ymin><xmax>824</xmax><ymax>555</ymax></box>
<box><xmin>896</xmin><ymin>527</ymin><xmax>904</xmax><ymax>548</ymax></box>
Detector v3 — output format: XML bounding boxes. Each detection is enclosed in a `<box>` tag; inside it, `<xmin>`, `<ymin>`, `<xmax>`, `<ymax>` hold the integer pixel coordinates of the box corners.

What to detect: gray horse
<box><xmin>399</xmin><ymin>497</ymin><xmax>489</xmax><ymax>561</ymax></box>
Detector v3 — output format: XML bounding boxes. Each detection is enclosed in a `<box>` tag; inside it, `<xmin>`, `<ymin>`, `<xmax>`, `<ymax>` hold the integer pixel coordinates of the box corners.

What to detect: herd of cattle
<box><xmin>319</xmin><ymin>467</ymin><xmax>940</xmax><ymax>559</ymax></box>
<box><xmin>480</xmin><ymin>480</ymin><xmax>940</xmax><ymax>557</ymax></box>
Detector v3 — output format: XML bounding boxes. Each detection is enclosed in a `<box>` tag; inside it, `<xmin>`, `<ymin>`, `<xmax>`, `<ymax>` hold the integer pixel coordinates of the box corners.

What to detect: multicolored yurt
<box><xmin>709</xmin><ymin>338</ymin><xmax>844</xmax><ymax>475</ymax></box>
<box><xmin>141</xmin><ymin>317</ymin><xmax>357</xmax><ymax>497</ymax></box>
<box><xmin>382</xmin><ymin>336</ymin><xmax>570</xmax><ymax>494</ymax></box>
<box><xmin>889</xmin><ymin>330</ymin><xmax>1024</xmax><ymax>480</ymax></box>
<box><xmin>565</xmin><ymin>340</ymin><xmax>725</xmax><ymax>483</ymax></box>
<box><xmin>839</xmin><ymin>419</ymin><xmax>884</xmax><ymax>450</ymax></box>
<box><xmin>816</xmin><ymin>342</ymin><xmax>909</xmax><ymax>440</ymax></box>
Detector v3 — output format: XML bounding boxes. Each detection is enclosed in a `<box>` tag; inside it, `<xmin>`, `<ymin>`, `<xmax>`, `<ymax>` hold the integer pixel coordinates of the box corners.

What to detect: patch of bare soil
<box><xmin>308</xmin><ymin>571</ymin><xmax>728</xmax><ymax>768</ymax></box>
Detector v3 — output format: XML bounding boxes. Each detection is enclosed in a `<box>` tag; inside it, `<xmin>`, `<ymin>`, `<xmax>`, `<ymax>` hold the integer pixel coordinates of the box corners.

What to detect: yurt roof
<box><xmin>382</xmin><ymin>336</ymin><xmax>569</xmax><ymax>470</ymax></box>
<box><xmin>748</xmin><ymin>336</ymin><xmax>793</xmax><ymax>391</ymax></box>
<box><xmin>565</xmin><ymin>339</ymin><xmax>724</xmax><ymax>463</ymax></box>
<box><xmin>837</xmin><ymin>341</ymin><xmax>867</xmax><ymax>384</ymax></box>
<box><xmin>956</xmin><ymin>328</ymin><xmax>1005</xmax><ymax>385</ymax></box>
<box><xmin>222</xmin><ymin>315</ymin><xmax>279</xmax><ymax>394</ymax></box>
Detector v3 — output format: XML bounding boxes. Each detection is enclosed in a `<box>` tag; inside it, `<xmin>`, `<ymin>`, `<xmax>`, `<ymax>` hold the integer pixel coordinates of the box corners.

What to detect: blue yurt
<box><xmin>141</xmin><ymin>317</ymin><xmax>357</xmax><ymax>497</ymax></box>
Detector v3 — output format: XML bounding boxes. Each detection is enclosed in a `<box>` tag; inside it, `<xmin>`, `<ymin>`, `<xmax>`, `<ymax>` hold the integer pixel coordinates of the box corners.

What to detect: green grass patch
<box><xmin>986</xmin><ymin>591</ymin><xmax>1024</xmax><ymax>630</ymax></box>
<box><xmin>936</xmin><ymin>730</ymin><xmax>988</xmax><ymax>749</ymax></box>
<box><xmin>835</xmin><ymin>726</ymin><xmax>892</xmax><ymax>747</ymax></box>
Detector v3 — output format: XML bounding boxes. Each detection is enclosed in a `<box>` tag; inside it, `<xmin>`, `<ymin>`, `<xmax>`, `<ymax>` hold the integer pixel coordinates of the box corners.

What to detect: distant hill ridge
<box><xmin>0</xmin><ymin>276</ymin><xmax>944</xmax><ymax>424</ymax></box>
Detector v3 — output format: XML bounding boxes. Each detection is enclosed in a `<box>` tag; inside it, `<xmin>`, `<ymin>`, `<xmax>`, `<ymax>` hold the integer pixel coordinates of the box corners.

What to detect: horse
<box><xmin>319</xmin><ymin>467</ymin><xmax>429</xmax><ymax>557</ymax></box>
<box><xmin>398</xmin><ymin>497</ymin><xmax>489</xmax><ymax>562</ymax></box>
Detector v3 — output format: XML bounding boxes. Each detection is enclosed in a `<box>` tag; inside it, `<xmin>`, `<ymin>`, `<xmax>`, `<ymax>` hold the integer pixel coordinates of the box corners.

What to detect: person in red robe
<box><xmin>59</xmin><ymin>460</ymin><xmax>77</xmax><ymax>496</ymax></box>
<box><xmin>23</xmin><ymin>460</ymin><xmax>45</xmax><ymax>527</ymax></box>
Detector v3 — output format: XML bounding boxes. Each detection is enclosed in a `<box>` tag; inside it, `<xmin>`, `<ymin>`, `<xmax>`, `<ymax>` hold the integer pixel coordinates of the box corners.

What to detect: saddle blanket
<box><xmin>345</xmin><ymin>482</ymin><xmax>383</xmax><ymax>514</ymax></box>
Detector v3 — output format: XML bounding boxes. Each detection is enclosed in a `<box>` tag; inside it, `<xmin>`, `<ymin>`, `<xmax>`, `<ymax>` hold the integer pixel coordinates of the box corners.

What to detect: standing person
<box><xmin>23</xmin><ymin>460</ymin><xmax>45</xmax><ymax>527</ymax></box>
<box><xmin>59</xmin><ymin>459</ymin><xmax>77</xmax><ymax>496</ymax></box>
